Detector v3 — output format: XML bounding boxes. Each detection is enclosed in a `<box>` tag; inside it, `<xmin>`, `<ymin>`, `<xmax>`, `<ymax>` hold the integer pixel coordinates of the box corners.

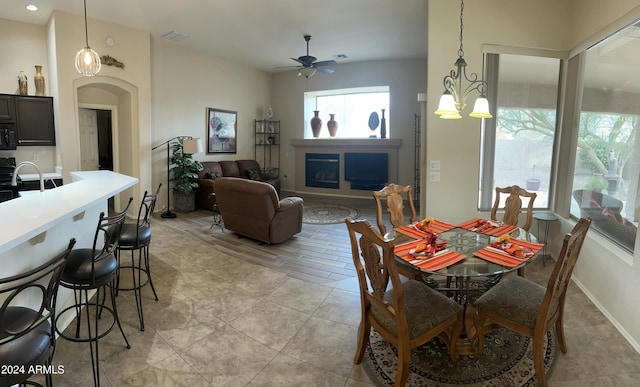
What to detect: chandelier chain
<box><xmin>458</xmin><ymin>0</ymin><xmax>465</xmax><ymax>58</ymax></box>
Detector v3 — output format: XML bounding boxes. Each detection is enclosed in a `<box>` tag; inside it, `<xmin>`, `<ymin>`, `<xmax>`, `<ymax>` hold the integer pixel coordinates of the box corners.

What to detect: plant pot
<box><xmin>526</xmin><ymin>178</ymin><xmax>541</xmax><ymax>191</ymax></box>
<box><xmin>174</xmin><ymin>192</ymin><xmax>196</xmax><ymax>213</ymax></box>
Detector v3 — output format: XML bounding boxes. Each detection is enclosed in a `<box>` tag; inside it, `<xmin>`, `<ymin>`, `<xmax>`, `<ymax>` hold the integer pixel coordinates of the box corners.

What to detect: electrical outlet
<box><xmin>430</xmin><ymin>160</ymin><xmax>440</xmax><ymax>170</ymax></box>
<box><xmin>33</xmin><ymin>152</ymin><xmax>39</xmax><ymax>161</ymax></box>
<box><xmin>430</xmin><ymin>171</ymin><xmax>440</xmax><ymax>182</ymax></box>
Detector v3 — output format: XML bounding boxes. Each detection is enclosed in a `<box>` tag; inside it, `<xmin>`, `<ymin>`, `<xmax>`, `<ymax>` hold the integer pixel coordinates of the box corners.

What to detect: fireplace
<box><xmin>305</xmin><ymin>153</ymin><xmax>339</xmax><ymax>189</ymax></box>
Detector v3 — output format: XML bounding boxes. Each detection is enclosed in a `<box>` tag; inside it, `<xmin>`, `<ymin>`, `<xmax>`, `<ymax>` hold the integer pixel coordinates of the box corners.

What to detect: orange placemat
<box><xmin>396</xmin><ymin>248</ymin><xmax>466</xmax><ymax>272</ymax></box>
<box><xmin>473</xmin><ymin>238</ymin><xmax>544</xmax><ymax>267</ymax></box>
<box><xmin>457</xmin><ymin>218</ymin><xmax>518</xmax><ymax>236</ymax></box>
<box><xmin>394</xmin><ymin>219</ymin><xmax>456</xmax><ymax>239</ymax></box>
<box><xmin>395</xmin><ymin>240</ymin><xmax>466</xmax><ymax>272</ymax></box>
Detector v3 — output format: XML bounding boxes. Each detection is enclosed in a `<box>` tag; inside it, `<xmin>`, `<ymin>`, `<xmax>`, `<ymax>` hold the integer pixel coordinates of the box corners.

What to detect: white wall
<box><xmin>272</xmin><ymin>59</ymin><xmax>427</xmax><ymax>192</ymax></box>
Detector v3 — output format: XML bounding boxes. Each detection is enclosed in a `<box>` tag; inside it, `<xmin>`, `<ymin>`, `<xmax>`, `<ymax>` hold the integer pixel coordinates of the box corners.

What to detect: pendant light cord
<box><xmin>83</xmin><ymin>0</ymin><xmax>90</xmax><ymax>48</ymax></box>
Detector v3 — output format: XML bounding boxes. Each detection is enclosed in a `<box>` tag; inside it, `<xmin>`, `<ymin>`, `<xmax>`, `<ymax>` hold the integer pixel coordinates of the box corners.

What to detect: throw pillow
<box><xmin>204</xmin><ymin>171</ymin><xmax>221</xmax><ymax>180</ymax></box>
<box><xmin>246</xmin><ymin>169</ymin><xmax>263</xmax><ymax>181</ymax></box>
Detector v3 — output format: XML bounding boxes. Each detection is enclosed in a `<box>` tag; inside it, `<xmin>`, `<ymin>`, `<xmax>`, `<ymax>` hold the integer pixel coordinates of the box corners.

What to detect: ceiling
<box><xmin>1</xmin><ymin>0</ymin><xmax>428</xmax><ymax>73</ymax></box>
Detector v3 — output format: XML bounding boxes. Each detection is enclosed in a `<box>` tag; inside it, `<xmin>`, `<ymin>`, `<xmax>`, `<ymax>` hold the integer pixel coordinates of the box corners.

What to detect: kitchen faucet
<box><xmin>11</xmin><ymin>161</ymin><xmax>45</xmax><ymax>192</ymax></box>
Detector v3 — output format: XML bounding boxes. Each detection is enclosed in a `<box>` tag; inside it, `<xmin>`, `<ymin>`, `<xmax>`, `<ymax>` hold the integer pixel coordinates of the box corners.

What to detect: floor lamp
<box><xmin>152</xmin><ymin>136</ymin><xmax>204</xmax><ymax>218</ymax></box>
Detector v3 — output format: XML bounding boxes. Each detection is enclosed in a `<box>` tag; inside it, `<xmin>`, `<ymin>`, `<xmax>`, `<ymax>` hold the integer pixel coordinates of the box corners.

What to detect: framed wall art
<box><xmin>207</xmin><ymin>107</ymin><xmax>237</xmax><ymax>153</ymax></box>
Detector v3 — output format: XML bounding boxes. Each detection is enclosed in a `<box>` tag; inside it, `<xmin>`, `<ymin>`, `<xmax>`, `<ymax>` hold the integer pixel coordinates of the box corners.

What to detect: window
<box><xmin>479</xmin><ymin>53</ymin><xmax>562</xmax><ymax>210</ymax></box>
<box><xmin>304</xmin><ymin>86</ymin><xmax>389</xmax><ymax>139</ymax></box>
<box><xmin>570</xmin><ymin>26</ymin><xmax>639</xmax><ymax>252</ymax></box>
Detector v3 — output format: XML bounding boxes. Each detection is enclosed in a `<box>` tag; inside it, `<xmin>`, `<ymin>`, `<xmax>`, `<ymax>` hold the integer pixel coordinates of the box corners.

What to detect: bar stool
<box><xmin>0</xmin><ymin>239</ymin><xmax>75</xmax><ymax>387</ymax></box>
<box><xmin>55</xmin><ymin>198</ymin><xmax>133</xmax><ymax>387</ymax></box>
<box><xmin>116</xmin><ymin>184</ymin><xmax>161</xmax><ymax>331</ymax></box>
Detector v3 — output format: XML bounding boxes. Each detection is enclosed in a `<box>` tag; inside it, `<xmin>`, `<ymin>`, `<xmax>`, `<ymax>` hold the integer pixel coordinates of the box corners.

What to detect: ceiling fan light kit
<box><xmin>290</xmin><ymin>35</ymin><xmax>336</xmax><ymax>78</ymax></box>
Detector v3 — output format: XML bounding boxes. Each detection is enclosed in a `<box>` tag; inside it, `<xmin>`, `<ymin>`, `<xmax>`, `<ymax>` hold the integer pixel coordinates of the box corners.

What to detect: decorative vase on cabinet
<box><xmin>311</xmin><ymin>110</ymin><xmax>322</xmax><ymax>138</ymax></box>
<box><xmin>34</xmin><ymin>65</ymin><xmax>45</xmax><ymax>96</ymax></box>
<box><xmin>17</xmin><ymin>71</ymin><xmax>28</xmax><ymax>95</ymax></box>
<box><xmin>327</xmin><ymin>114</ymin><xmax>338</xmax><ymax>137</ymax></box>
<box><xmin>380</xmin><ymin>109</ymin><xmax>387</xmax><ymax>139</ymax></box>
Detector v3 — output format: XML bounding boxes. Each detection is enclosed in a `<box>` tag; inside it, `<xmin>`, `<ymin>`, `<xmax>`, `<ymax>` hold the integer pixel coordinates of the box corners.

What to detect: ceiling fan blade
<box><xmin>315</xmin><ymin>66</ymin><xmax>335</xmax><ymax>75</ymax></box>
<box><xmin>291</xmin><ymin>57</ymin><xmax>307</xmax><ymax>66</ymax></box>
<box><xmin>313</xmin><ymin>60</ymin><xmax>337</xmax><ymax>67</ymax></box>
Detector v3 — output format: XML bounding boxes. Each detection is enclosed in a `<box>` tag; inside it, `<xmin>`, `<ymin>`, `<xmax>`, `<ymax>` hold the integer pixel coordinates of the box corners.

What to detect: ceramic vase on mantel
<box><xmin>327</xmin><ymin>114</ymin><xmax>338</xmax><ymax>137</ymax></box>
<box><xmin>34</xmin><ymin>65</ymin><xmax>45</xmax><ymax>96</ymax></box>
<box><xmin>311</xmin><ymin>110</ymin><xmax>322</xmax><ymax>138</ymax></box>
<box><xmin>17</xmin><ymin>71</ymin><xmax>28</xmax><ymax>95</ymax></box>
<box><xmin>380</xmin><ymin>109</ymin><xmax>387</xmax><ymax>139</ymax></box>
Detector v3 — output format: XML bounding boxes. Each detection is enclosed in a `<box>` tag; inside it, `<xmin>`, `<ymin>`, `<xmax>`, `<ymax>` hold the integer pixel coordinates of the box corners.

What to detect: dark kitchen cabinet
<box><xmin>15</xmin><ymin>96</ymin><xmax>55</xmax><ymax>146</ymax></box>
<box><xmin>0</xmin><ymin>95</ymin><xmax>16</xmax><ymax>122</ymax></box>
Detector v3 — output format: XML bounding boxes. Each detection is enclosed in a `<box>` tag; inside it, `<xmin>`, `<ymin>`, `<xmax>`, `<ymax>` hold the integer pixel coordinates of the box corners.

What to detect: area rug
<box><xmin>302</xmin><ymin>202</ymin><xmax>360</xmax><ymax>224</ymax></box>
<box><xmin>363</xmin><ymin>327</ymin><xmax>556</xmax><ymax>386</ymax></box>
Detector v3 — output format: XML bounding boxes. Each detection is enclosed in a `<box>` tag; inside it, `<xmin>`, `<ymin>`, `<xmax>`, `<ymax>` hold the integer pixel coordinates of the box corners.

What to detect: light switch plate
<box><xmin>430</xmin><ymin>171</ymin><xmax>440</xmax><ymax>182</ymax></box>
<box><xmin>430</xmin><ymin>160</ymin><xmax>441</xmax><ymax>170</ymax></box>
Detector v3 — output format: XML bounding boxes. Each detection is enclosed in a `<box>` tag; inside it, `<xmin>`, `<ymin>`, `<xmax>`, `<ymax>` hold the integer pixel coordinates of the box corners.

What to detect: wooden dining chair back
<box><xmin>491</xmin><ymin>185</ymin><xmax>537</xmax><ymax>231</ymax></box>
<box><xmin>346</xmin><ymin>217</ymin><xmax>463</xmax><ymax>386</ymax></box>
<box><xmin>373</xmin><ymin>183</ymin><xmax>417</xmax><ymax>237</ymax></box>
<box><xmin>474</xmin><ymin>217</ymin><xmax>591</xmax><ymax>387</ymax></box>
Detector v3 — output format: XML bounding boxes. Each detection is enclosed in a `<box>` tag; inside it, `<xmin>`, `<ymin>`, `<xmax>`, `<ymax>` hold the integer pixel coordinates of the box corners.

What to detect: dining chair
<box><xmin>491</xmin><ymin>185</ymin><xmax>537</xmax><ymax>232</ymax></box>
<box><xmin>346</xmin><ymin>217</ymin><xmax>463</xmax><ymax>386</ymax></box>
<box><xmin>473</xmin><ymin>217</ymin><xmax>591</xmax><ymax>387</ymax></box>
<box><xmin>373</xmin><ymin>183</ymin><xmax>417</xmax><ymax>238</ymax></box>
<box><xmin>0</xmin><ymin>238</ymin><xmax>75</xmax><ymax>387</ymax></box>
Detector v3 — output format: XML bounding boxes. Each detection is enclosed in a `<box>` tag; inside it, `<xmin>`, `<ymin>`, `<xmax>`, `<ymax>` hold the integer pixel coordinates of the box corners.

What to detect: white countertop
<box><xmin>0</xmin><ymin>170</ymin><xmax>138</xmax><ymax>255</ymax></box>
<box><xmin>18</xmin><ymin>172</ymin><xmax>63</xmax><ymax>181</ymax></box>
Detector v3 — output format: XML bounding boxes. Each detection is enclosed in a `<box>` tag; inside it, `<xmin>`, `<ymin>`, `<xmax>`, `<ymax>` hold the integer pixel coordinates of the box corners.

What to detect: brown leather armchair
<box><xmin>214</xmin><ymin>177</ymin><xmax>303</xmax><ymax>244</ymax></box>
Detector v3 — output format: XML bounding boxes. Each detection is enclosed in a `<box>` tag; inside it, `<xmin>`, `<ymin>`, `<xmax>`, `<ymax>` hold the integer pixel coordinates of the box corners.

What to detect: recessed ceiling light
<box><xmin>26</xmin><ymin>5</ymin><xmax>38</xmax><ymax>12</ymax></box>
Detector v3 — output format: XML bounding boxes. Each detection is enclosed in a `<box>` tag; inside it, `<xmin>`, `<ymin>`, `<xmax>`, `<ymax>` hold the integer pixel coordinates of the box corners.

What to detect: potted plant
<box><xmin>525</xmin><ymin>164</ymin><xmax>541</xmax><ymax>191</ymax></box>
<box><xmin>170</xmin><ymin>137</ymin><xmax>203</xmax><ymax>212</ymax></box>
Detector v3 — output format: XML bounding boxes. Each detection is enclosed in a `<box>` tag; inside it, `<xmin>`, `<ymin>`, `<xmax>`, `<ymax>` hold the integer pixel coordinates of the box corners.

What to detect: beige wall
<box><xmin>0</xmin><ymin>17</ymin><xmax>56</xmax><ymax>171</ymax></box>
<box><xmin>272</xmin><ymin>59</ymin><xmax>427</xmax><ymax>192</ymax></box>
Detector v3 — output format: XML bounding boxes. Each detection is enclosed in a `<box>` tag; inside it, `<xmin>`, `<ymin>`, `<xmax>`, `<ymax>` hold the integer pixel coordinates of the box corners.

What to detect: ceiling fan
<box><xmin>288</xmin><ymin>35</ymin><xmax>337</xmax><ymax>78</ymax></box>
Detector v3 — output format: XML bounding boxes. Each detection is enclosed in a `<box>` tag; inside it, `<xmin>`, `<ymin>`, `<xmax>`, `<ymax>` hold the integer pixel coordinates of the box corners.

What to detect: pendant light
<box><xmin>434</xmin><ymin>0</ymin><xmax>492</xmax><ymax>119</ymax></box>
<box><xmin>75</xmin><ymin>0</ymin><xmax>101</xmax><ymax>76</ymax></box>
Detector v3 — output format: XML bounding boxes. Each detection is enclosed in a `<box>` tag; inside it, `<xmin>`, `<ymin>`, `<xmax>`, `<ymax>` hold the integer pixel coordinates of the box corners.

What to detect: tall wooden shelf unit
<box><xmin>254</xmin><ymin>119</ymin><xmax>280</xmax><ymax>175</ymax></box>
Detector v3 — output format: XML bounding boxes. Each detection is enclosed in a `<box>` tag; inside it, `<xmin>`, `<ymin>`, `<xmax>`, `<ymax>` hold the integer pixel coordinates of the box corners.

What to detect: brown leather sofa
<box><xmin>214</xmin><ymin>177</ymin><xmax>303</xmax><ymax>244</ymax></box>
<box><xmin>196</xmin><ymin>160</ymin><xmax>280</xmax><ymax>210</ymax></box>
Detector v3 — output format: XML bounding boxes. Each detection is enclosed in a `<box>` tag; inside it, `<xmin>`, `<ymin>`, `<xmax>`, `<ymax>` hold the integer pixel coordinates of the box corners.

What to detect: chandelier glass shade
<box><xmin>75</xmin><ymin>0</ymin><xmax>101</xmax><ymax>76</ymax></box>
<box><xmin>434</xmin><ymin>0</ymin><xmax>492</xmax><ymax>120</ymax></box>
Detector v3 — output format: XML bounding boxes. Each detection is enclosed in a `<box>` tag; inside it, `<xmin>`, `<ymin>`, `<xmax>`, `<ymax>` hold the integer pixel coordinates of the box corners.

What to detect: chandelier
<box><xmin>75</xmin><ymin>0</ymin><xmax>101</xmax><ymax>76</ymax></box>
<box><xmin>434</xmin><ymin>0</ymin><xmax>492</xmax><ymax>120</ymax></box>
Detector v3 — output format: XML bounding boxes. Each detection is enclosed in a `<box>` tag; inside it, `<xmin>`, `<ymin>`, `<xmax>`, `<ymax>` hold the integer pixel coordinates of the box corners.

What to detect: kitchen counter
<box><xmin>0</xmin><ymin>170</ymin><xmax>137</xmax><ymax>330</ymax></box>
<box><xmin>0</xmin><ymin>170</ymin><xmax>137</xmax><ymax>255</ymax></box>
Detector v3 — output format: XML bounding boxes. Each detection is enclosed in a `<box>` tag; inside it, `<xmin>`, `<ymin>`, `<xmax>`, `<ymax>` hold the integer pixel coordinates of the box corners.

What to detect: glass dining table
<box><xmin>391</xmin><ymin>220</ymin><xmax>542</xmax><ymax>355</ymax></box>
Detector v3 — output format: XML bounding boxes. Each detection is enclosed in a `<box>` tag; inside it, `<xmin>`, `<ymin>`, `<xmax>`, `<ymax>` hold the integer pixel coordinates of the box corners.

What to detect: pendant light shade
<box><xmin>75</xmin><ymin>47</ymin><xmax>101</xmax><ymax>76</ymax></box>
<box><xmin>76</xmin><ymin>0</ymin><xmax>101</xmax><ymax>76</ymax></box>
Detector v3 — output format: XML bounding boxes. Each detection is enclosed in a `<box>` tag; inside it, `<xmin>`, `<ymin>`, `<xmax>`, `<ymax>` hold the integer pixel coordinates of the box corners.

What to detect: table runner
<box><xmin>457</xmin><ymin>218</ymin><xmax>518</xmax><ymax>236</ymax></box>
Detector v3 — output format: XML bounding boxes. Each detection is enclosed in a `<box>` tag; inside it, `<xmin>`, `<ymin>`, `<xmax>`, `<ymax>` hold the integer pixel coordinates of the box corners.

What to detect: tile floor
<box><xmin>48</xmin><ymin>194</ymin><xmax>640</xmax><ymax>386</ymax></box>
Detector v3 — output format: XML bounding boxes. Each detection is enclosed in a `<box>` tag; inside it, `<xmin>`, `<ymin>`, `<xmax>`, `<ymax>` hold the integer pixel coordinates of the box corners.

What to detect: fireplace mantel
<box><xmin>291</xmin><ymin>138</ymin><xmax>402</xmax><ymax>148</ymax></box>
<box><xmin>291</xmin><ymin>138</ymin><xmax>402</xmax><ymax>197</ymax></box>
